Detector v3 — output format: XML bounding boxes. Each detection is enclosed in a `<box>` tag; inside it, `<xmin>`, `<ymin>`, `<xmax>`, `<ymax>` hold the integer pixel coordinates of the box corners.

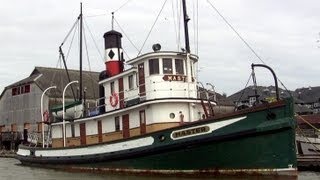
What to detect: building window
<box><xmin>115</xmin><ymin>116</ymin><xmax>120</xmax><ymax>131</ymax></box>
<box><xmin>149</xmin><ymin>59</ymin><xmax>159</xmax><ymax>75</ymax></box>
<box><xmin>12</xmin><ymin>88</ymin><xmax>18</xmax><ymax>96</ymax></box>
<box><xmin>128</xmin><ymin>75</ymin><xmax>134</xmax><ymax>90</ymax></box>
<box><xmin>25</xmin><ymin>84</ymin><xmax>30</xmax><ymax>93</ymax></box>
<box><xmin>110</xmin><ymin>81</ymin><xmax>115</xmax><ymax>93</ymax></box>
<box><xmin>20</xmin><ymin>86</ymin><xmax>25</xmax><ymax>94</ymax></box>
<box><xmin>163</xmin><ymin>58</ymin><xmax>173</xmax><ymax>74</ymax></box>
<box><xmin>175</xmin><ymin>59</ymin><xmax>184</xmax><ymax>75</ymax></box>
<box><xmin>249</xmin><ymin>97</ymin><xmax>256</xmax><ymax>105</ymax></box>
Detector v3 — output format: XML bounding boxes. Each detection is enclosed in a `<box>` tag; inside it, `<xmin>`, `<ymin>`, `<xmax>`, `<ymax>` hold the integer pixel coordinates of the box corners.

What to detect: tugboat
<box><xmin>16</xmin><ymin>1</ymin><xmax>297</xmax><ymax>177</ymax></box>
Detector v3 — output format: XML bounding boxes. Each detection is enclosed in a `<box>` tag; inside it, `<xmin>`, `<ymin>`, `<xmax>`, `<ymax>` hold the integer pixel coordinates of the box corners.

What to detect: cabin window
<box><xmin>115</xmin><ymin>116</ymin><xmax>120</xmax><ymax>131</ymax></box>
<box><xmin>163</xmin><ymin>58</ymin><xmax>173</xmax><ymax>74</ymax></box>
<box><xmin>128</xmin><ymin>75</ymin><xmax>134</xmax><ymax>90</ymax></box>
<box><xmin>140</xmin><ymin>110</ymin><xmax>145</xmax><ymax>124</ymax></box>
<box><xmin>149</xmin><ymin>59</ymin><xmax>159</xmax><ymax>75</ymax></box>
<box><xmin>110</xmin><ymin>81</ymin><xmax>115</xmax><ymax>93</ymax></box>
<box><xmin>175</xmin><ymin>59</ymin><xmax>184</xmax><ymax>75</ymax></box>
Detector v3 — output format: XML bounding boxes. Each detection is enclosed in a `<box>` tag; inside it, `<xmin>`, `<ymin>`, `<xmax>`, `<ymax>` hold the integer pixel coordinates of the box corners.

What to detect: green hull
<box><xmin>17</xmin><ymin>98</ymin><xmax>297</xmax><ymax>176</ymax></box>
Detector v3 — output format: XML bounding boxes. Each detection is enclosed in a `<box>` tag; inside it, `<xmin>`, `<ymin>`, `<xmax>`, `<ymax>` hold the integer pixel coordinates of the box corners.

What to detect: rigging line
<box><xmin>206</xmin><ymin>0</ymin><xmax>291</xmax><ymax>97</ymax></box>
<box><xmin>206</xmin><ymin>0</ymin><xmax>266</xmax><ymax>64</ymax></box>
<box><xmin>113</xmin><ymin>0</ymin><xmax>133</xmax><ymax>13</ymax></box>
<box><xmin>83</xmin><ymin>18</ymin><xmax>104</xmax><ymax>63</ymax></box>
<box><xmin>192</xmin><ymin>0</ymin><xmax>196</xmax><ymax>54</ymax></box>
<box><xmin>236</xmin><ymin>73</ymin><xmax>252</xmax><ymax>109</ymax></box>
<box><xmin>85</xmin><ymin>13</ymin><xmax>108</xmax><ymax>18</ymax></box>
<box><xmin>65</xmin><ymin>20</ymin><xmax>79</xmax><ymax>62</ymax></box>
<box><xmin>122</xmin><ymin>48</ymin><xmax>131</xmax><ymax>60</ymax></box>
<box><xmin>61</xmin><ymin>18</ymin><xmax>79</xmax><ymax>45</ymax></box>
<box><xmin>177</xmin><ymin>0</ymin><xmax>182</xmax><ymax>50</ymax></box>
<box><xmin>137</xmin><ymin>0</ymin><xmax>168</xmax><ymax>56</ymax></box>
<box><xmin>171</xmin><ymin>0</ymin><xmax>179</xmax><ymax>50</ymax></box>
<box><xmin>83</xmin><ymin>26</ymin><xmax>98</xmax><ymax>99</ymax></box>
<box><xmin>196</xmin><ymin>0</ymin><xmax>199</xmax><ymax>55</ymax></box>
<box><xmin>114</xmin><ymin>17</ymin><xmax>139</xmax><ymax>53</ymax></box>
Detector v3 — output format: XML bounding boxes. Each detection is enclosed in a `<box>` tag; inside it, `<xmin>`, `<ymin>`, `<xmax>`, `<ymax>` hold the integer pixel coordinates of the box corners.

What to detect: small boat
<box><xmin>16</xmin><ymin>1</ymin><xmax>297</xmax><ymax>177</ymax></box>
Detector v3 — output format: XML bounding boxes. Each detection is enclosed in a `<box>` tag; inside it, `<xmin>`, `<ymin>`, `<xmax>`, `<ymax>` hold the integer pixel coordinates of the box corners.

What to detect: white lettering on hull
<box><xmin>170</xmin><ymin>116</ymin><xmax>246</xmax><ymax>140</ymax></box>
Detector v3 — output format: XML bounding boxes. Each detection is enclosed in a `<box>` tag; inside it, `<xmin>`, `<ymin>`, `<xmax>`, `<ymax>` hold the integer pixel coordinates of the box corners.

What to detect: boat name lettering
<box><xmin>172</xmin><ymin>126</ymin><xmax>210</xmax><ymax>138</ymax></box>
<box><xmin>163</xmin><ymin>75</ymin><xmax>187</xmax><ymax>82</ymax></box>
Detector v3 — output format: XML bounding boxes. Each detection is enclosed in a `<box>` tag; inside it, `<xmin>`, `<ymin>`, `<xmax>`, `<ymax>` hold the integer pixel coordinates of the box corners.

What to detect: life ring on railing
<box><xmin>109</xmin><ymin>92</ymin><xmax>119</xmax><ymax>107</ymax></box>
<box><xmin>43</xmin><ymin>110</ymin><xmax>49</xmax><ymax>123</ymax></box>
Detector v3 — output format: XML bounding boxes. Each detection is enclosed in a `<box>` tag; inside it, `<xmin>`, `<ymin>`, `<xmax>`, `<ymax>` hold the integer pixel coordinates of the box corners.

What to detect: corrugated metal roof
<box><xmin>4</xmin><ymin>66</ymin><xmax>100</xmax><ymax>100</ymax></box>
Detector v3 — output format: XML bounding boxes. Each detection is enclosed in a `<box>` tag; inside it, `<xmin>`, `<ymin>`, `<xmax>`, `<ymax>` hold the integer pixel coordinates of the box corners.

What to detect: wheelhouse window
<box><xmin>163</xmin><ymin>58</ymin><xmax>173</xmax><ymax>74</ymax></box>
<box><xmin>128</xmin><ymin>75</ymin><xmax>134</xmax><ymax>90</ymax></box>
<box><xmin>149</xmin><ymin>58</ymin><xmax>159</xmax><ymax>75</ymax></box>
<box><xmin>115</xmin><ymin>116</ymin><xmax>120</xmax><ymax>131</ymax></box>
<box><xmin>175</xmin><ymin>59</ymin><xmax>184</xmax><ymax>75</ymax></box>
<box><xmin>110</xmin><ymin>81</ymin><xmax>115</xmax><ymax>93</ymax></box>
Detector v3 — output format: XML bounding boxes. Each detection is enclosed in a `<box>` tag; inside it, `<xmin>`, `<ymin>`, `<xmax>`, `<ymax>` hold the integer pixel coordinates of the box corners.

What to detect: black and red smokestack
<box><xmin>103</xmin><ymin>30</ymin><xmax>124</xmax><ymax>77</ymax></box>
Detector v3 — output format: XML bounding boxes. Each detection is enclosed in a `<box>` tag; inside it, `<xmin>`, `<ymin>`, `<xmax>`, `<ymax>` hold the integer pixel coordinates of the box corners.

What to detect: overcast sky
<box><xmin>0</xmin><ymin>0</ymin><xmax>319</xmax><ymax>96</ymax></box>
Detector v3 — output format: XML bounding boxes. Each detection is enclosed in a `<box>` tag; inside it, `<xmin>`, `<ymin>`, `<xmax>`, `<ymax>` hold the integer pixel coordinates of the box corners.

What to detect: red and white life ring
<box><xmin>43</xmin><ymin>110</ymin><xmax>49</xmax><ymax>122</ymax></box>
<box><xmin>109</xmin><ymin>92</ymin><xmax>119</xmax><ymax>107</ymax></box>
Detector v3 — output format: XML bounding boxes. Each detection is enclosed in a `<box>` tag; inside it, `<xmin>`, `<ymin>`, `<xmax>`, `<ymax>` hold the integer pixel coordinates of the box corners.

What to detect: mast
<box><xmin>182</xmin><ymin>0</ymin><xmax>190</xmax><ymax>53</ymax></box>
<box><xmin>79</xmin><ymin>3</ymin><xmax>83</xmax><ymax>101</ymax></box>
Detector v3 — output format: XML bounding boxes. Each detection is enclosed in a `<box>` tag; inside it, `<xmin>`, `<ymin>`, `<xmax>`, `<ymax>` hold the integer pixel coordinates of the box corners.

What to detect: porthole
<box><xmin>159</xmin><ymin>135</ymin><xmax>166</xmax><ymax>142</ymax></box>
<box><xmin>169</xmin><ymin>113</ymin><xmax>175</xmax><ymax>119</ymax></box>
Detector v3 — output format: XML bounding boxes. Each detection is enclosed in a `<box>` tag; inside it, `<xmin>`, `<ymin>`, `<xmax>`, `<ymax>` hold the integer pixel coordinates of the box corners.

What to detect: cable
<box><xmin>206</xmin><ymin>0</ymin><xmax>292</xmax><ymax>97</ymax></box>
<box><xmin>114</xmin><ymin>17</ymin><xmax>140</xmax><ymax>53</ymax></box>
<box><xmin>236</xmin><ymin>73</ymin><xmax>252</xmax><ymax>108</ymax></box>
<box><xmin>61</xmin><ymin>18</ymin><xmax>79</xmax><ymax>45</ymax></box>
<box><xmin>83</xmin><ymin>18</ymin><xmax>104</xmax><ymax>63</ymax></box>
<box><xmin>206</xmin><ymin>0</ymin><xmax>266</xmax><ymax>64</ymax></box>
<box><xmin>171</xmin><ymin>0</ymin><xmax>179</xmax><ymax>50</ymax></box>
<box><xmin>137</xmin><ymin>0</ymin><xmax>168</xmax><ymax>56</ymax></box>
<box><xmin>113</xmin><ymin>0</ymin><xmax>133</xmax><ymax>13</ymax></box>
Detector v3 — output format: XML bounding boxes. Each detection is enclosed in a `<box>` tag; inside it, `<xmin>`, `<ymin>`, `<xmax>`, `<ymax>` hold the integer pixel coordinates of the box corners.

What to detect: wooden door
<box><xmin>122</xmin><ymin>114</ymin><xmax>130</xmax><ymax>138</ymax></box>
<box><xmin>140</xmin><ymin>110</ymin><xmax>146</xmax><ymax>134</ymax></box>
<box><xmin>118</xmin><ymin>78</ymin><xmax>124</xmax><ymax>108</ymax></box>
<box><xmin>97</xmin><ymin>120</ymin><xmax>102</xmax><ymax>143</ymax></box>
<box><xmin>138</xmin><ymin>63</ymin><xmax>146</xmax><ymax>97</ymax></box>
<box><xmin>80</xmin><ymin>123</ymin><xmax>86</xmax><ymax>145</ymax></box>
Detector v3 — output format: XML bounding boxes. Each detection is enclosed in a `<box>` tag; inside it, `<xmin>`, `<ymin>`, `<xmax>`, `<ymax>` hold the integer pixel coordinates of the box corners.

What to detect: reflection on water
<box><xmin>0</xmin><ymin>158</ymin><xmax>318</xmax><ymax>180</ymax></box>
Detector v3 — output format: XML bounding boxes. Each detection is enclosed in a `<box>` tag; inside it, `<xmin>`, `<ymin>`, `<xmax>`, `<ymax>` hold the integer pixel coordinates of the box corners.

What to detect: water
<box><xmin>0</xmin><ymin>158</ymin><xmax>319</xmax><ymax>180</ymax></box>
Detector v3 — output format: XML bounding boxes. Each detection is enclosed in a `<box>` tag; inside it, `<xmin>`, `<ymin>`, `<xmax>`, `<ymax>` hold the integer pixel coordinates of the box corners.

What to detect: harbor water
<box><xmin>0</xmin><ymin>158</ymin><xmax>319</xmax><ymax>180</ymax></box>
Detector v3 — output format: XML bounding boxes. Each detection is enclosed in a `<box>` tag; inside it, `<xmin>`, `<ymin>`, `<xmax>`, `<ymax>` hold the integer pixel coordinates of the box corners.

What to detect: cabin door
<box><xmin>138</xmin><ymin>63</ymin><xmax>146</xmax><ymax>97</ymax></box>
<box><xmin>80</xmin><ymin>123</ymin><xmax>86</xmax><ymax>145</ymax></box>
<box><xmin>122</xmin><ymin>114</ymin><xmax>130</xmax><ymax>138</ymax></box>
<box><xmin>139</xmin><ymin>110</ymin><xmax>146</xmax><ymax>134</ymax></box>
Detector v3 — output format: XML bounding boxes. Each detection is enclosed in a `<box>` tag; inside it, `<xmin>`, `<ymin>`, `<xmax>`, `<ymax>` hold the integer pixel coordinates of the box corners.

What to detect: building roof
<box><xmin>3</xmin><ymin>67</ymin><xmax>100</xmax><ymax>100</ymax></box>
<box><xmin>296</xmin><ymin>114</ymin><xmax>320</xmax><ymax>125</ymax></box>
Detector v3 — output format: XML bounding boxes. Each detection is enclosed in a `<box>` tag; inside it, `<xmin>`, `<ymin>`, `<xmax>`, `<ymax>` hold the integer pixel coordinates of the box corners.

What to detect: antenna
<box><xmin>112</xmin><ymin>12</ymin><xmax>114</xmax><ymax>30</ymax></box>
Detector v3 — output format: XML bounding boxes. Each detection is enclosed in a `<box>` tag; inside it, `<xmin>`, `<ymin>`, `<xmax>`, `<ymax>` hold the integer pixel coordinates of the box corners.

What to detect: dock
<box><xmin>297</xmin><ymin>154</ymin><xmax>320</xmax><ymax>171</ymax></box>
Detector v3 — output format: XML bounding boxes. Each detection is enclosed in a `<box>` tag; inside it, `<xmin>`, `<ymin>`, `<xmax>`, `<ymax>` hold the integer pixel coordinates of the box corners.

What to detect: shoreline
<box><xmin>0</xmin><ymin>150</ymin><xmax>16</xmax><ymax>158</ymax></box>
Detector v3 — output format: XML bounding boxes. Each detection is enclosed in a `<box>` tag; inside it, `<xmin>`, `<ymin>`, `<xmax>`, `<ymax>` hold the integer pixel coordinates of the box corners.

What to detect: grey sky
<box><xmin>0</xmin><ymin>0</ymin><xmax>319</xmax><ymax>95</ymax></box>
